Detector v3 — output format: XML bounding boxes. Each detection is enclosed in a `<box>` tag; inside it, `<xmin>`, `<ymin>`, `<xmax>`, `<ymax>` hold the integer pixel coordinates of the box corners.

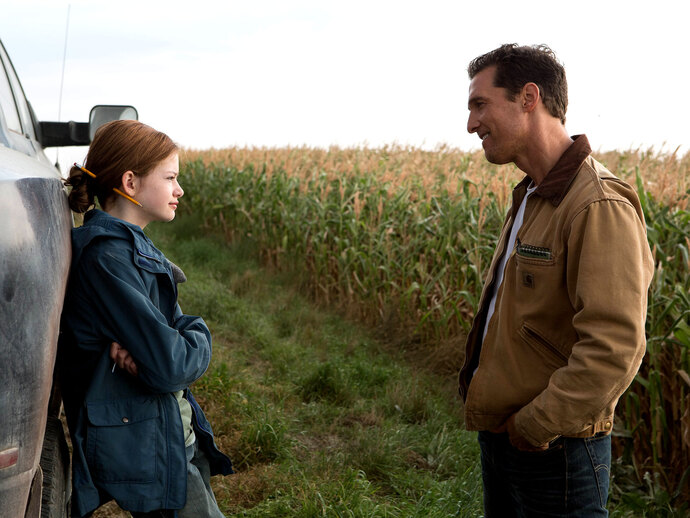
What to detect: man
<box><xmin>458</xmin><ymin>44</ymin><xmax>654</xmax><ymax>517</ymax></box>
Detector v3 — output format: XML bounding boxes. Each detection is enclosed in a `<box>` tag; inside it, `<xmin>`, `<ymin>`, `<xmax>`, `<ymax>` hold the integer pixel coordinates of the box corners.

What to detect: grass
<box><xmin>92</xmin><ymin>208</ymin><xmax>688</xmax><ymax>516</ymax></box>
<box><xmin>92</xmin><ymin>213</ymin><xmax>484</xmax><ymax>516</ymax></box>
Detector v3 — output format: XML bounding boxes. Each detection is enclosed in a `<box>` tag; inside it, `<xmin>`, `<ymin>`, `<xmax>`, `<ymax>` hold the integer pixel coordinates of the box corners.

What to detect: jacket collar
<box><xmin>79</xmin><ymin>210</ymin><xmax>168</xmax><ymax>273</ymax></box>
<box><xmin>514</xmin><ymin>134</ymin><xmax>592</xmax><ymax>207</ymax></box>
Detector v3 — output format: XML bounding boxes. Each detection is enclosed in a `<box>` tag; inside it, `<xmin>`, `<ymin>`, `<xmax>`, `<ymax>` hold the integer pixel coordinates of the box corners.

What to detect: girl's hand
<box><xmin>110</xmin><ymin>341</ymin><xmax>139</xmax><ymax>376</ymax></box>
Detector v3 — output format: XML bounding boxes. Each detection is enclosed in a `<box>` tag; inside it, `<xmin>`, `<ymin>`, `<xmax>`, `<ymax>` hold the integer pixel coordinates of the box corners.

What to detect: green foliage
<box><xmin>147</xmin><ymin>218</ymin><xmax>484</xmax><ymax>516</ymax></box>
<box><xmin>614</xmin><ymin>170</ymin><xmax>690</xmax><ymax>501</ymax></box>
<box><xmin>179</xmin><ymin>158</ymin><xmax>506</xmax><ymax>344</ymax></box>
<box><xmin>236</xmin><ymin>401</ymin><xmax>291</xmax><ymax>467</ymax></box>
<box><xmin>610</xmin><ymin>458</ymin><xmax>690</xmax><ymax>517</ymax></box>
<box><xmin>297</xmin><ymin>362</ymin><xmax>352</xmax><ymax>405</ymax></box>
<box><xmin>161</xmin><ymin>148</ymin><xmax>690</xmax><ymax>513</ymax></box>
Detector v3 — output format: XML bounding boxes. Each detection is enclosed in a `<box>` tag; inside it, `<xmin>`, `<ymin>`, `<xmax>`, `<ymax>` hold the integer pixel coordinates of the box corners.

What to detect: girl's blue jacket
<box><xmin>58</xmin><ymin>210</ymin><xmax>233</xmax><ymax>517</ymax></box>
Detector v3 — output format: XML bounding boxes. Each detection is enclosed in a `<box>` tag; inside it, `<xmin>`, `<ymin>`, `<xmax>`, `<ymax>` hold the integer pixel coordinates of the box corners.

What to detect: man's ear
<box><xmin>521</xmin><ymin>82</ymin><xmax>540</xmax><ymax>113</ymax></box>
<box><xmin>120</xmin><ymin>171</ymin><xmax>138</xmax><ymax>196</ymax></box>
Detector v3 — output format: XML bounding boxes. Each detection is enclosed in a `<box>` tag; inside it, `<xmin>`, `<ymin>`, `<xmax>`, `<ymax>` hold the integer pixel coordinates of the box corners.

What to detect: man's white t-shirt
<box><xmin>481</xmin><ymin>182</ymin><xmax>538</xmax><ymax>345</ymax></box>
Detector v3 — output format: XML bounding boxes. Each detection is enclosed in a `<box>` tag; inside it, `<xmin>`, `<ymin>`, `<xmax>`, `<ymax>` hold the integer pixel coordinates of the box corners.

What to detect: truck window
<box><xmin>0</xmin><ymin>57</ymin><xmax>22</xmax><ymax>134</ymax></box>
<box><xmin>0</xmin><ymin>42</ymin><xmax>36</xmax><ymax>140</ymax></box>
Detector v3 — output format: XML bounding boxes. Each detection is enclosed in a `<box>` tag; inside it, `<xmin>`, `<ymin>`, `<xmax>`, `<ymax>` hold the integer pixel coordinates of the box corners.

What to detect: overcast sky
<box><xmin>1</xmin><ymin>0</ymin><xmax>688</xmax><ymax>172</ymax></box>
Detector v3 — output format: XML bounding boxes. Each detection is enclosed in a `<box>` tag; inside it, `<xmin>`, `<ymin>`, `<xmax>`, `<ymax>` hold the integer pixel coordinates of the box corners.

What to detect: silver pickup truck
<box><xmin>0</xmin><ymin>38</ymin><xmax>136</xmax><ymax>518</ymax></box>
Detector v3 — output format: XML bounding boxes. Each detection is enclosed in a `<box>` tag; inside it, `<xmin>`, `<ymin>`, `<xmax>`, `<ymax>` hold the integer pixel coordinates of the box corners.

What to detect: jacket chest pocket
<box><xmin>85</xmin><ymin>398</ymin><xmax>160</xmax><ymax>483</ymax></box>
<box><xmin>512</xmin><ymin>241</ymin><xmax>562</xmax><ymax>303</ymax></box>
<box><xmin>513</xmin><ymin>247</ymin><xmax>575</xmax><ymax>359</ymax></box>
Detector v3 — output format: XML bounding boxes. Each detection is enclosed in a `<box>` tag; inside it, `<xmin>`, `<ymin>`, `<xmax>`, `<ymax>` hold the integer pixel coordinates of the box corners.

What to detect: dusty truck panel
<box><xmin>0</xmin><ymin>153</ymin><xmax>71</xmax><ymax>518</ymax></box>
<box><xmin>0</xmin><ymin>37</ymin><xmax>73</xmax><ymax>518</ymax></box>
<box><xmin>0</xmin><ymin>37</ymin><xmax>137</xmax><ymax>517</ymax></box>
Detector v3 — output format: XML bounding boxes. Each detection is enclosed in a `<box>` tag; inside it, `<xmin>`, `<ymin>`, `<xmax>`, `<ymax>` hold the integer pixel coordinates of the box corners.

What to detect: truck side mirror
<box><xmin>89</xmin><ymin>105</ymin><xmax>138</xmax><ymax>141</ymax></box>
<box><xmin>38</xmin><ymin>105</ymin><xmax>138</xmax><ymax>147</ymax></box>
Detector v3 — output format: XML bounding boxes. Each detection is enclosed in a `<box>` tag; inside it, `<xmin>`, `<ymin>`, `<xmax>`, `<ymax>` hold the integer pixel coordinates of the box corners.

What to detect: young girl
<box><xmin>58</xmin><ymin>120</ymin><xmax>232</xmax><ymax>518</ymax></box>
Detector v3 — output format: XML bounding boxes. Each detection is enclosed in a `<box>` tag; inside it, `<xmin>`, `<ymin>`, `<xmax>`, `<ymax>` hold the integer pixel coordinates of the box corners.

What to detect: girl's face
<box><xmin>134</xmin><ymin>152</ymin><xmax>183</xmax><ymax>226</ymax></box>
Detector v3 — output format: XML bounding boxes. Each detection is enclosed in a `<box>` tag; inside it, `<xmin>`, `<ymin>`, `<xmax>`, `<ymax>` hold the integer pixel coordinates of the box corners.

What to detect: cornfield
<box><xmin>179</xmin><ymin>144</ymin><xmax>690</xmax><ymax>502</ymax></box>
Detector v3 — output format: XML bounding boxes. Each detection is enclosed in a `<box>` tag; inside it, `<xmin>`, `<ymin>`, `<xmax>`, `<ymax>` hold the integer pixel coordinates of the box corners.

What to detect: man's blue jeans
<box><xmin>478</xmin><ymin>431</ymin><xmax>611</xmax><ymax>517</ymax></box>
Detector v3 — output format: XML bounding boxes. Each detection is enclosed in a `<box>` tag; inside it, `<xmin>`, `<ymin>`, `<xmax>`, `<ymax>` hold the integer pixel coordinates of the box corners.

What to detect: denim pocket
<box><xmin>507</xmin><ymin>436</ymin><xmax>566</xmax><ymax>466</ymax></box>
<box><xmin>584</xmin><ymin>434</ymin><xmax>611</xmax><ymax>509</ymax></box>
<box><xmin>85</xmin><ymin>397</ymin><xmax>159</xmax><ymax>483</ymax></box>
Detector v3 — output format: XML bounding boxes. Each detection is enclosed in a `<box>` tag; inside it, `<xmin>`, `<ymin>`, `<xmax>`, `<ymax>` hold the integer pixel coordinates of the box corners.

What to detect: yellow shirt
<box><xmin>175</xmin><ymin>390</ymin><xmax>196</xmax><ymax>447</ymax></box>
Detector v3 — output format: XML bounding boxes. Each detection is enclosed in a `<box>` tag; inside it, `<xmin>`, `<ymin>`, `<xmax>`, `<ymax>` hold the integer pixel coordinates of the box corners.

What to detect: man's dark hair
<box><xmin>468</xmin><ymin>44</ymin><xmax>568</xmax><ymax>124</ymax></box>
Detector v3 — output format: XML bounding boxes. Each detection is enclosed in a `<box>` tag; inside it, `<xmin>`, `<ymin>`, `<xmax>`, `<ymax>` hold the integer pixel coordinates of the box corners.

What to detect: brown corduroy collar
<box><xmin>515</xmin><ymin>134</ymin><xmax>593</xmax><ymax>207</ymax></box>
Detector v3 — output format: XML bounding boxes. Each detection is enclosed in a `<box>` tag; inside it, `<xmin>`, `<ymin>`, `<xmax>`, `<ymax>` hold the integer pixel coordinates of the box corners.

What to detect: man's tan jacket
<box><xmin>458</xmin><ymin>135</ymin><xmax>654</xmax><ymax>447</ymax></box>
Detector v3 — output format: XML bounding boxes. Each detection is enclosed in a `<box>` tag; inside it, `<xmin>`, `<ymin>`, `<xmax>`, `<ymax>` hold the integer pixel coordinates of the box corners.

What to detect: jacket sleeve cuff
<box><xmin>514</xmin><ymin>406</ymin><xmax>560</xmax><ymax>447</ymax></box>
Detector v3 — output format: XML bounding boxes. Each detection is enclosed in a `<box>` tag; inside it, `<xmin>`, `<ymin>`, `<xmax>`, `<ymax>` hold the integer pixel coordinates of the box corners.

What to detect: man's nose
<box><xmin>467</xmin><ymin>112</ymin><xmax>479</xmax><ymax>134</ymax></box>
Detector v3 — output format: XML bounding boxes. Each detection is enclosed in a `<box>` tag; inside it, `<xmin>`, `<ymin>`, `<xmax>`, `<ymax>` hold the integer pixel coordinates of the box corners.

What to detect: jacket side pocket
<box><xmin>518</xmin><ymin>323</ymin><xmax>569</xmax><ymax>366</ymax></box>
<box><xmin>85</xmin><ymin>397</ymin><xmax>159</xmax><ymax>483</ymax></box>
